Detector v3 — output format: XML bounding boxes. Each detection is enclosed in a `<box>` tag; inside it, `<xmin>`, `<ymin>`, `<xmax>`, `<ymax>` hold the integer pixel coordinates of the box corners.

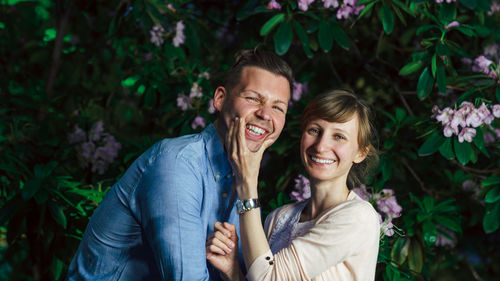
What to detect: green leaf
<box><xmin>318</xmin><ymin>20</ymin><xmax>333</xmax><ymax>52</ymax></box>
<box><xmin>439</xmin><ymin>137</ymin><xmax>454</xmax><ymax>159</ymax></box>
<box><xmin>22</xmin><ymin>179</ymin><xmax>41</xmax><ymax>200</ymax></box>
<box><xmin>357</xmin><ymin>1</ymin><xmax>376</xmax><ymax>20</ymax></box>
<box><xmin>460</xmin><ymin>0</ymin><xmax>477</xmax><ymax>9</ymax></box>
<box><xmin>423</xmin><ymin>220</ymin><xmax>437</xmax><ymax>246</ymax></box>
<box><xmin>273</xmin><ymin>21</ymin><xmax>293</xmax><ymax>55</ymax></box>
<box><xmin>434</xmin><ymin>215</ymin><xmax>461</xmax><ymax>232</ymax></box>
<box><xmin>438</xmin><ymin>3</ymin><xmax>456</xmax><ymax>24</ymax></box>
<box><xmin>423</xmin><ymin>196</ymin><xmax>435</xmax><ymax>211</ymax></box>
<box><xmin>496</xmin><ymin>88</ymin><xmax>500</xmax><ymax>103</ymax></box>
<box><xmin>483</xmin><ymin>202</ymin><xmax>500</xmax><ymax>233</ymax></box>
<box><xmin>454</xmin><ymin>138</ymin><xmax>473</xmax><ymax>165</ymax></box>
<box><xmin>436</xmin><ymin>64</ymin><xmax>447</xmax><ymax>94</ymax></box>
<box><xmin>436</xmin><ymin>41</ymin><xmax>449</xmax><ymax>56</ymax></box>
<box><xmin>482</xmin><ymin>176</ymin><xmax>500</xmax><ymax>187</ymax></box>
<box><xmin>294</xmin><ymin>21</ymin><xmax>313</xmax><ymax>58</ymax></box>
<box><xmin>418</xmin><ymin>131</ymin><xmax>445</xmax><ymax>156</ymax></box>
<box><xmin>381</xmin><ymin>3</ymin><xmax>394</xmax><ymax>35</ymax></box>
<box><xmin>391</xmin><ymin>238</ymin><xmax>410</xmax><ymax>265</ymax></box>
<box><xmin>399</xmin><ymin>61</ymin><xmax>423</xmax><ymax>76</ymax></box>
<box><xmin>260</xmin><ymin>13</ymin><xmax>285</xmax><ymax>36</ymax></box>
<box><xmin>455</xmin><ymin>26</ymin><xmax>475</xmax><ymax>37</ymax></box>
<box><xmin>417</xmin><ymin>67</ymin><xmax>434</xmax><ymax>100</ymax></box>
<box><xmin>485</xmin><ymin>186</ymin><xmax>500</xmax><ymax>203</ymax></box>
<box><xmin>384</xmin><ymin>138</ymin><xmax>395</xmax><ymax>149</ymax></box>
<box><xmin>52</xmin><ymin>258</ymin><xmax>64</xmax><ymax>280</ymax></box>
<box><xmin>395</xmin><ymin>108</ymin><xmax>406</xmax><ymax>122</ymax></box>
<box><xmin>48</xmin><ymin>201</ymin><xmax>67</xmax><ymax>229</ymax></box>
<box><xmin>331</xmin><ymin>22</ymin><xmax>350</xmax><ymax>50</ymax></box>
<box><xmin>144</xmin><ymin>88</ymin><xmax>157</xmax><ymax>108</ymax></box>
<box><xmin>473</xmin><ymin>126</ymin><xmax>489</xmax><ymax>157</ymax></box>
<box><xmin>408</xmin><ymin>240</ymin><xmax>423</xmax><ymax>273</ymax></box>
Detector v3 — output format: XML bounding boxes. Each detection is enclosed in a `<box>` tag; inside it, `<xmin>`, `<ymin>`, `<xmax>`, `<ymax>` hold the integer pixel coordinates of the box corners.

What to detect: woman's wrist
<box><xmin>235</xmin><ymin>182</ymin><xmax>258</xmax><ymax>199</ymax></box>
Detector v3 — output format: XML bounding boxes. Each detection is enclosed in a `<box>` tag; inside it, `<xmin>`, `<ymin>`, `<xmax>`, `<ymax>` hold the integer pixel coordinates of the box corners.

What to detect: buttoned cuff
<box><xmin>246</xmin><ymin>249</ymin><xmax>274</xmax><ymax>281</ymax></box>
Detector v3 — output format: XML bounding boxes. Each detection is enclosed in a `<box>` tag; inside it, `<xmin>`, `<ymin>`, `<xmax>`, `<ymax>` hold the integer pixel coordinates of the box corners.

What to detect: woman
<box><xmin>207</xmin><ymin>90</ymin><xmax>380</xmax><ymax>281</ymax></box>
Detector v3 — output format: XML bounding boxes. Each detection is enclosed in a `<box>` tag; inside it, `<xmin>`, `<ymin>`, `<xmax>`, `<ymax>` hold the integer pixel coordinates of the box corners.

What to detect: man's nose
<box><xmin>255</xmin><ymin>104</ymin><xmax>272</xmax><ymax>121</ymax></box>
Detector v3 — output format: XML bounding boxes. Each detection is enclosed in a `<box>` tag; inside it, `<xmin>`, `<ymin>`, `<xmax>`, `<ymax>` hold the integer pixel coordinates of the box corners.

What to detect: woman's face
<box><xmin>300</xmin><ymin>116</ymin><xmax>366</xmax><ymax>184</ymax></box>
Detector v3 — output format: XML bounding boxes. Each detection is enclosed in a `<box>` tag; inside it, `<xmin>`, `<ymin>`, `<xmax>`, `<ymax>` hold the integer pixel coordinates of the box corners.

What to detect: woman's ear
<box><xmin>354</xmin><ymin>146</ymin><xmax>369</xmax><ymax>164</ymax></box>
<box><xmin>213</xmin><ymin>86</ymin><xmax>227</xmax><ymax>112</ymax></box>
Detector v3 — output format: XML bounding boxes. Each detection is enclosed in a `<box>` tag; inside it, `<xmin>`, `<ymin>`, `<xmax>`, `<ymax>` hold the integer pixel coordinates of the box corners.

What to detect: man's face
<box><xmin>214</xmin><ymin>66</ymin><xmax>291</xmax><ymax>152</ymax></box>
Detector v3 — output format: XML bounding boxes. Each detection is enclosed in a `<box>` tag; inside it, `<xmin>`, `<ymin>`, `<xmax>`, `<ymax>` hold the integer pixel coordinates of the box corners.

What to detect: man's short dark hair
<box><xmin>224</xmin><ymin>49</ymin><xmax>294</xmax><ymax>95</ymax></box>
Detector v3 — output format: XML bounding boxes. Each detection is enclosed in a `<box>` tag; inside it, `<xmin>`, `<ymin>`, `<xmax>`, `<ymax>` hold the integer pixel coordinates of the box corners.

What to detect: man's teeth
<box><xmin>246</xmin><ymin>124</ymin><xmax>265</xmax><ymax>136</ymax></box>
<box><xmin>311</xmin><ymin>156</ymin><xmax>335</xmax><ymax>164</ymax></box>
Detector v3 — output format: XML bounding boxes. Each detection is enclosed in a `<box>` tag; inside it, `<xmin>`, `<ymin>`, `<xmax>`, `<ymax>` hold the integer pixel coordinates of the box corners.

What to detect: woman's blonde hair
<box><xmin>301</xmin><ymin>89</ymin><xmax>379</xmax><ymax>187</ymax></box>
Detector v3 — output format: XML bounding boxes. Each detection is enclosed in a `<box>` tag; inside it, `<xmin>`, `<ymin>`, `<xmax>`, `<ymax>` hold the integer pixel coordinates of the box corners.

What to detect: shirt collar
<box><xmin>203</xmin><ymin>124</ymin><xmax>232</xmax><ymax>182</ymax></box>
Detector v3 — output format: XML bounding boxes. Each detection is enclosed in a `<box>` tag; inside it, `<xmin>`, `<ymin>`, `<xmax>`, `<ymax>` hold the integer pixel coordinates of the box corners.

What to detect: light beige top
<box><xmin>246</xmin><ymin>191</ymin><xmax>380</xmax><ymax>281</ymax></box>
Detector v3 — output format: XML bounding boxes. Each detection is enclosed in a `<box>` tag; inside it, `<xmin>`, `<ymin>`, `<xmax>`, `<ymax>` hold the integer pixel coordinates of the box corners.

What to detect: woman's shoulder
<box><xmin>319</xmin><ymin>192</ymin><xmax>379</xmax><ymax>225</ymax></box>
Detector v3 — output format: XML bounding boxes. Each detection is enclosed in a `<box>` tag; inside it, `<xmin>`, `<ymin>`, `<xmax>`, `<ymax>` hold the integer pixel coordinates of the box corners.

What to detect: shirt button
<box><xmin>265</xmin><ymin>256</ymin><xmax>271</xmax><ymax>260</ymax></box>
<box><xmin>216</xmin><ymin>174</ymin><xmax>220</xmax><ymax>179</ymax></box>
<box><xmin>226</xmin><ymin>174</ymin><xmax>231</xmax><ymax>178</ymax></box>
<box><xmin>222</xmin><ymin>192</ymin><xmax>228</xmax><ymax>198</ymax></box>
<box><xmin>269</xmin><ymin>261</ymin><xmax>274</xmax><ymax>265</ymax></box>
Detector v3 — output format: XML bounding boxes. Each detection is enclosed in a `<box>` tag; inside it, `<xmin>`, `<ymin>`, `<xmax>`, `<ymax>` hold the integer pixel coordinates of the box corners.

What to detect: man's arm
<box><xmin>136</xmin><ymin>153</ymin><xmax>211</xmax><ymax>281</ymax></box>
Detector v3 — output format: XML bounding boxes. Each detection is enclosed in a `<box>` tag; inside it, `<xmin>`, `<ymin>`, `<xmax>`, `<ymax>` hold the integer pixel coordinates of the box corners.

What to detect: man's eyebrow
<box><xmin>241</xmin><ymin>90</ymin><xmax>288</xmax><ymax>105</ymax></box>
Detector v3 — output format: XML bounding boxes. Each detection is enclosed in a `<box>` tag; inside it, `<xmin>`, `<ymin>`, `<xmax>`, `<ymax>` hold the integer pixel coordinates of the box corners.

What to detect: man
<box><xmin>67</xmin><ymin>49</ymin><xmax>293</xmax><ymax>281</ymax></box>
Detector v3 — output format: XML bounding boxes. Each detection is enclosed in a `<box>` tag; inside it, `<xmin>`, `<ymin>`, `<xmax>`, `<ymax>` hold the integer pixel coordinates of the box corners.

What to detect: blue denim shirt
<box><xmin>67</xmin><ymin>124</ymin><xmax>238</xmax><ymax>281</ymax></box>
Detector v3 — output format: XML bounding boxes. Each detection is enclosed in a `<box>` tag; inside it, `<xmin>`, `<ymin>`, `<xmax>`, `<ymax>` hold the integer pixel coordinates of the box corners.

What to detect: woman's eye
<box><xmin>334</xmin><ymin>134</ymin><xmax>345</xmax><ymax>140</ymax></box>
<box><xmin>308</xmin><ymin>128</ymin><xmax>320</xmax><ymax>135</ymax></box>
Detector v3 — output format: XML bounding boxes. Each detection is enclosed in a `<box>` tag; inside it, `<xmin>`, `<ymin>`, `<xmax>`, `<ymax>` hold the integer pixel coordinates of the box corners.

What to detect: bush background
<box><xmin>1</xmin><ymin>0</ymin><xmax>500</xmax><ymax>280</ymax></box>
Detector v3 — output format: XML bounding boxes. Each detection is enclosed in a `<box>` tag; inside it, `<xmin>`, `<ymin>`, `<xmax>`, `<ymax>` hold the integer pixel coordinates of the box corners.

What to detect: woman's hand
<box><xmin>206</xmin><ymin>222</ymin><xmax>241</xmax><ymax>281</ymax></box>
<box><xmin>226</xmin><ymin>117</ymin><xmax>274</xmax><ymax>199</ymax></box>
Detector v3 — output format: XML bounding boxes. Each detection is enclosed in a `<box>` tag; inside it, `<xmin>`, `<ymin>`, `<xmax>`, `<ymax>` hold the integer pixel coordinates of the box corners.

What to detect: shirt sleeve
<box><xmin>246</xmin><ymin>201</ymin><xmax>380</xmax><ymax>281</ymax></box>
<box><xmin>136</xmin><ymin>152</ymin><xmax>211</xmax><ymax>281</ymax></box>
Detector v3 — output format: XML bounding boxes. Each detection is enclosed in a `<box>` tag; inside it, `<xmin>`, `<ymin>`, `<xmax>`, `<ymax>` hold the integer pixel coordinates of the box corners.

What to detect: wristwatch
<box><xmin>235</xmin><ymin>198</ymin><xmax>261</xmax><ymax>215</ymax></box>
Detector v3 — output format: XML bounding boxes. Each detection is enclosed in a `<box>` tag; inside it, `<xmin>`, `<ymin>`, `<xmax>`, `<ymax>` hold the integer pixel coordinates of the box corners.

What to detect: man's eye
<box><xmin>246</xmin><ymin>97</ymin><xmax>259</xmax><ymax>102</ymax></box>
<box><xmin>273</xmin><ymin>106</ymin><xmax>285</xmax><ymax>113</ymax></box>
<box><xmin>308</xmin><ymin>128</ymin><xmax>319</xmax><ymax>135</ymax></box>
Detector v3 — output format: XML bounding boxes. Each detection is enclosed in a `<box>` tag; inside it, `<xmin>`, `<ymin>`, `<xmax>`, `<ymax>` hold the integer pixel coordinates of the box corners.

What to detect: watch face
<box><xmin>244</xmin><ymin>200</ymin><xmax>253</xmax><ymax>209</ymax></box>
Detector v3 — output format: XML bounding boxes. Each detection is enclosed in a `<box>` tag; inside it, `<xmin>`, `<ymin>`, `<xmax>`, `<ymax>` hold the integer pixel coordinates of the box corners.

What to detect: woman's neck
<box><xmin>300</xmin><ymin>178</ymin><xmax>350</xmax><ymax>222</ymax></box>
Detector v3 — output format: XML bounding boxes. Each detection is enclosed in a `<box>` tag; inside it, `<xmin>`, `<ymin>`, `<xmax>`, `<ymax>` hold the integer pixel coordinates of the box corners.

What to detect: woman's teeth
<box><xmin>246</xmin><ymin>124</ymin><xmax>265</xmax><ymax>136</ymax></box>
<box><xmin>311</xmin><ymin>156</ymin><xmax>335</xmax><ymax>164</ymax></box>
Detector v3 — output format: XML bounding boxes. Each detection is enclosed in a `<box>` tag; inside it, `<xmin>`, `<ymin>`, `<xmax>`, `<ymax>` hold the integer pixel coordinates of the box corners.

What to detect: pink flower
<box><xmin>484</xmin><ymin>132</ymin><xmax>495</xmax><ymax>145</ymax></box>
<box><xmin>495</xmin><ymin>128</ymin><xmax>500</xmax><ymax>138</ymax></box>
<box><xmin>445</xmin><ymin>21</ymin><xmax>459</xmax><ymax>30</ymax></box>
<box><xmin>488</xmin><ymin>1</ymin><xmax>500</xmax><ymax>15</ymax></box>
<box><xmin>297</xmin><ymin>0</ymin><xmax>314</xmax><ymax>11</ymax></box>
<box><xmin>150</xmin><ymin>24</ymin><xmax>165</xmax><ymax>46</ymax></box>
<box><xmin>472</xmin><ymin>55</ymin><xmax>493</xmax><ymax>75</ymax></box>
<box><xmin>376</xmin><ymin>189</ymin><xmax>402</xmax><ymax>219</ymax></box>
<box><xmin>492</xmin><ymin>104</ymin><xmax>500</xmax><ymax>117</ymax></box>
<box><xmin>378</xmin><ymin>213</ymin><xmax>395</xmax><ymax>237</ymax></box>
<box><xmin>172</xmin><ymin>21</ymin><xmax>185</xmax><ymax>47</ymax></box>
<box><xmin>435</xmin><ymin>107</ymin><xmax>454</xmax><ymax>125</ymax></box>
<box><xmin>483</xmin><ymin>44</ymin><xmax>500</xmax><ymax>58</ymax></box>
<box><xmin>68</xmin><ymin>126</ymin><xmax>86</xmax><ymax>144</ymax></box>
<box><xmin>477</xmin><ymin>103</ymin><xmax>494</xmax><ymax>125</ymax></box>
<box><xmin>450</xmin><ymin>111</ymin><xmax>466</xmax><ymax>130</ymax></box>
<box><xmin>352</xmin><ymin>184</ymin><xmax>371</xmax><ymax>201</ymax></box>
<box><xmin>176</xmin><ymin>94</ymin><xmax>192</xmax><ymax>111</ymax></box>
<box><xmin>290</xmin><ymin>174</ymin><xmax>311</xmax><ymax>201</ymax></box>
<box><xmin>322</xmin><ymin>0</ymin><xmax>339</xmax><ymax>8</ymax></box>
<box><xmin>191</xmin><ymin>115</ymin><xmax>206</xmax><ymax>129</ymax></box>
<box><xmin>208</xmin><ymin>98</ymin><xmax>216</xmax><ymax>114</ymax></box>
<box><xmin>458</xmin><ymin>101</ymin><xmax>475</xmax><ymax>116</ymax></box>
<box><xmin>458</xmin><ymin>127</ymin><xmax>476</xmax><ymax>143</ymax></box>
<box><xmin>267</xmin><ymin>0</ymin><xmax>282</xmax><ymax>10</ymax></box>
<box><xmin>443</xmin><ymin>125</ymin><xmax>457</xmax><ymax>137</ymax></box>
<box><xmin>466</xmin><ymin>109</ymin><xmax>483</xmax><ymax>127</ymax></box>
<box><xmin>292</xmin><ymin>81</ymin><xmax>308</xmax><ymax>102</ymax></box>
<box><xmin>189</xmin><ymin>82</ymin><xmax>203</xmax><ymax>99</ymax></box>
<box><xmin>89</xmin><ymin>121</ymin><xmax>105</xmax><ymax>142</ymax></box>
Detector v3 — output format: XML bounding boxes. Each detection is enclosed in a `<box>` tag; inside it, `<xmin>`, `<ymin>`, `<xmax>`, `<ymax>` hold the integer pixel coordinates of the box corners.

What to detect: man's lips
<box><xmin>245</xmin><ymin>123</ymin><xmax>270</xmax><ymax>140</ymax></box>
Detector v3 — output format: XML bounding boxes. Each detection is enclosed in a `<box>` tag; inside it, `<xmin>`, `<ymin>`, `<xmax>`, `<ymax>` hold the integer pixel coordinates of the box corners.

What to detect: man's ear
<box><xmin>213</xmin><ymin>86</ymin><xmax>227</xmax><ymax>112</ymax></box>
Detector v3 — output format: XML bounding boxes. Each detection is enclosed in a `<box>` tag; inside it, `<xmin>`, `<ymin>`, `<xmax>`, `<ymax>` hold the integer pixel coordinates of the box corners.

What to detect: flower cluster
<box><xmin>291</xmin><ymin>81</ymin><xmax>308</xmax><ymax>103</ymax></box>
<box><xmin>293</xmin><ymin>0</ymin><xmax>363</xmax><ymax>18</ymax></box>
<box><xmin>463</xmin><ymin>44</ymin><xmax>500</xmax><ymax>79</ymax></box>
<box><xmin>177</xmin><ymin>82</ymin><xmax>205</xmax><ymax>111</ymax></box>
<box><xmin>488</xmin><ymin>0</ymin><xmax>500</xmax><ymax>15</ymax></box>
<box><xmin>172</xmin><ymin>21</ymin><xmax>185</xmax><ymax>47</ymax></box>
<box><xmin>435</xmin><ymin>0</ymin><xmax>456</xmax><ymax>3</ymax></box>
<box><xmin>191</xmin><ymin>115</ymin><xmax>206</xmax><ymax>130</ymax></box>
<box><xmin>353</xmin><ymin>185</ymin><xmax>402</xmax><ymax>237</ymax></box>
<box><xmin>267</xmin><ymin>0</ymin><xmax>281</xmax><ymax>10</ymax></box>
<box><xmin>290</xmin><ymin>174</ymin><xmax>311</xmax><ymax>201</ymax></box>
<box><xmin>432</xmin><ymin>102</ymin><xmax>500</xmax><ymax>142</ymax></box>
<box><xmin>68</xmin><ymin>121</ymin><xmax>122</xmax><ymax>175</ymax></box>
<box><xmin>150</xmin><ymin>24</ymin><xmax>165</xmax><ymax>46</ymax></box>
